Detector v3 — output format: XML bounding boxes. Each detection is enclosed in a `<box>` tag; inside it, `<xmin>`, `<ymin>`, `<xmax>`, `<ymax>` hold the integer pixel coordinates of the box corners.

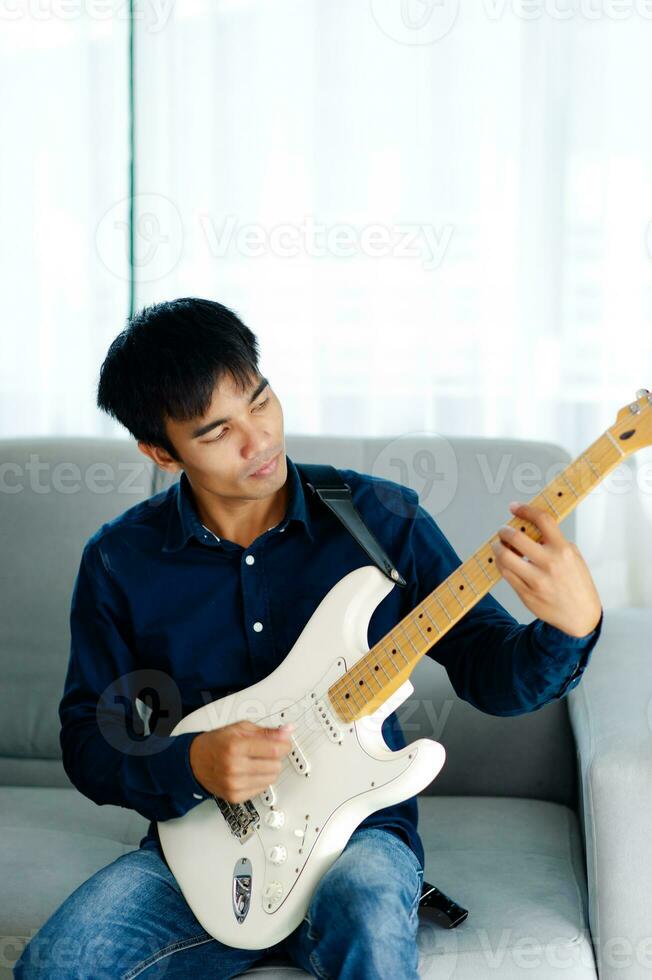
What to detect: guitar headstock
<box><xmin>612</xmin><ymin>388</ymin><xmax>652</xmax><ymax>455</ymax></box>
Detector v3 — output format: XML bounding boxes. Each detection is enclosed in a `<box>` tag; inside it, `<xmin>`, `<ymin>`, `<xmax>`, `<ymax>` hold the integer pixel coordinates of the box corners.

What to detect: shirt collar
<box><xmin>162</xmin><ymin>453</ymin><xmax>315</xmax><ymax>553</ymax></box>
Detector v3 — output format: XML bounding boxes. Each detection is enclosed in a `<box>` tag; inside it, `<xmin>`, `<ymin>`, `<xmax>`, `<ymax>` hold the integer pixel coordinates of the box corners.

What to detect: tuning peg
<box><xmin>636</xmin><ymin>389</ymin><xmax>650</xmax><ymax>399</ymax></box>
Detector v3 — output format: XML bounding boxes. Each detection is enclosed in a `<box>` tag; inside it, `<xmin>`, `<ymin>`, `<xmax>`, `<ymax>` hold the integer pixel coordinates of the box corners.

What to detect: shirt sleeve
<box><xmin>59</xmin><ymin>539</ymin><xmax>210</xmax><ymax>822</ymax></box>
<box><xmin>400</xmin><ymin>495</ymin><xmax>604</xmax><ymax>716</ymax></box>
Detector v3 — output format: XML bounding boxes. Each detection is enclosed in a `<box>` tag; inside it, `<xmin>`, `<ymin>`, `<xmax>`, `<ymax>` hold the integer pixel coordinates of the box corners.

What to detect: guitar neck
<box><xmin>328</xmin><ymin>428</ymin><xmax>629</xmax><ymax>723</ymax></box>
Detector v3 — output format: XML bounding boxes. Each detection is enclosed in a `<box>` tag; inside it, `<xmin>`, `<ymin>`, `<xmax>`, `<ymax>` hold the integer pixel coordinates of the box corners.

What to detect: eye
<box><xmin>209</xmin><ymin>397</ymin><xmax>270</xmax><ymax>443</ymax></box>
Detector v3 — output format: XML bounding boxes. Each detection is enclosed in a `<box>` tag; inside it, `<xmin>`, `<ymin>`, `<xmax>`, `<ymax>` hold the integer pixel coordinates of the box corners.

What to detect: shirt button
<box><xmin>193</xmin><ymin>792</ymin><xmax>204</xmax><ymax>800</ymax></box>
<box><xmin>245</xmin><ymin>555</ymin><xmax>255</xmax><ymax>565</ymax></box>
<box><xmin>253</xmin><ymin>621</ymin><xmax>263</xmax><ymax>632</ymax></box>
<box><xmin>279</xmin><ymin>527</ymin><xmax>285</xmax><ymax>533</ymax></box>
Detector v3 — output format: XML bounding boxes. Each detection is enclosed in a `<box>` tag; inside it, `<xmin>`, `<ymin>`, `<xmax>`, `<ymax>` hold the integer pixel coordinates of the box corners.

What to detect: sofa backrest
<box><xmin>0</xmin><ymin>434</ymin><xmax>578</xmax><ymax>806</ymax></box>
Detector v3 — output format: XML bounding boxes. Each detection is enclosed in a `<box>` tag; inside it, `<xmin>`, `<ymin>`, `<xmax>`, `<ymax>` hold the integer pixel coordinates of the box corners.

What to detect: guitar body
<box><xmin>158</xmin><ymin>565</ymin><xmax>446</xmax><ymax>949</ymax></box>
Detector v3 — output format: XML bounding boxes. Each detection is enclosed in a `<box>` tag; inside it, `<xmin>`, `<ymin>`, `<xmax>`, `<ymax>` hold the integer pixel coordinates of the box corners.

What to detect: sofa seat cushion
<box><xmin>413</xmin><ymin>796</ymin><xmax>596</xmax><ymax>979</ymax></box>
<box><xmin>0</xmin><ymin>787</ymin><xmax>148</xmax><ymax>944</ymax></box>
<box><xmin>1</xmin><ymin>791</ymin><xmax>595</xmax><ymax>978</ymax></box>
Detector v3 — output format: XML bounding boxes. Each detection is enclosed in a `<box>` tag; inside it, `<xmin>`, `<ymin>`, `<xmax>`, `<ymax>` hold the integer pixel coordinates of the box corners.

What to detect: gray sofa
<box><xmin>1</xmin><ymin>434</ymin><xmax>650</xmax><ymax>979</ymax></box>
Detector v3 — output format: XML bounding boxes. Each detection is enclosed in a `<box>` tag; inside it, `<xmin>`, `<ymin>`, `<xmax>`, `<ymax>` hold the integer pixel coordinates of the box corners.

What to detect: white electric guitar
<box><xmin>158</xmin><ymin>389</ymin><xmax>652</xmax><ymax>949</ymax></box>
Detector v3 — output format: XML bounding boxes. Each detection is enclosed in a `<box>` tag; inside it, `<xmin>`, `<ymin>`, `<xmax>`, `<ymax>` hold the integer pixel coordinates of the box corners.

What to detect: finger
<box><xmin>497</xmin><ymin>524</ymin><xmax>548</xmax><ymax>567</ymax></box>
<box><xmin>492</xmin><ymin>538</ymin><xmax>544</xmax><ymax>591</ymax></box>
<box><xmin>244</xmin><ymin>736</ymin><xmax>293</xmax><ymax>761</ymax></box>
<box><xmin>240</xmin><ymin>759</ymin><xmax>284</xmax><ymax>778</ymax></box>
<box><xmin>509</xmin><ymin>501</ymin><xmax>564</xmax><ymax>548</ymax></box>
<box><xmin>237</xmin><ymin>721</ymin><xmax>294</xmax><ymax>737</ymax></box>
<box><xmin>500</xmin><ymin>564</ymin><xmax>537</xmax><ymax>602</ymax></box>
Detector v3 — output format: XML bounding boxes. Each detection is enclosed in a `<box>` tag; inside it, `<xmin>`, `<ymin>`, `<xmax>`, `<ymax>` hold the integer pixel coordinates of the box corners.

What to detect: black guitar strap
<box><xmin>297</xmin><ymin>463</ymin><xmax>407</xmax><ymax>588</ymax></box>
<box><xmin>297</xmin><ymin>462</ymin><xmax>469</xmax><ymax>929</ymax></box>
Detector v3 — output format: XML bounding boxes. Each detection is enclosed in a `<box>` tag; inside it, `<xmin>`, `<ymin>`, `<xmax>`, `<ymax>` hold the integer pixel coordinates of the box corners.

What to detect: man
<box><xmin>15</xmin><ymin>297</ymin><xmax>603</xmax><ymax>979</ymax></box>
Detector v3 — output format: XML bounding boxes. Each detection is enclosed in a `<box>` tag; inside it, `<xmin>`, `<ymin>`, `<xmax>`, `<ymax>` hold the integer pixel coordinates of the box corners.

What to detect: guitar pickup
<box><xmin>288</xmin><ymin>737</ymin><xmax>311</xmax><ymax>776</ymax></box>
<box><xmin>314</xmin><ymin>698</ymin><xmax>344</xmax><ymax>743</ymax></box>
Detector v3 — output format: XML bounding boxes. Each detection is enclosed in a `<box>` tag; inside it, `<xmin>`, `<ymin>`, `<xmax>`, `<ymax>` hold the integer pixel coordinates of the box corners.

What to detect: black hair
<box><xmin>97</xmin><ymin>297</ymin><xmax>261</xmax><ymax>462</ymax></box>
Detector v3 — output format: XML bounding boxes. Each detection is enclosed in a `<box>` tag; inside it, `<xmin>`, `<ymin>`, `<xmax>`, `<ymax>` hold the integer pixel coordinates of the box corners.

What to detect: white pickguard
<box><xmin>157</xmin><ymin>564</ymin><xmax>446</xmax><ymax>949</ymax></box>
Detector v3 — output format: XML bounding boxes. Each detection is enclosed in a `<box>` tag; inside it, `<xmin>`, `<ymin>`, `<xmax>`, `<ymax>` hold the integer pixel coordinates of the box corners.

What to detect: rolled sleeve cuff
<box><xmin>535</xmin><ymin>607</ymin><xmax>604</xmax><ymax>653</ymax></box>
<box><xmin>532</xmin><ymin>607</ymin><xmax>604</xmax><ymax>698</ymax></box>
<box><xmin>126</xmin><ymin>731</ymin><xmax>210</xmax><ymax>818</ymax></box>
<box><xmin>183</xmin><ymin>732</ymin><xmax>211</xmax><ymax>802</ymax></box>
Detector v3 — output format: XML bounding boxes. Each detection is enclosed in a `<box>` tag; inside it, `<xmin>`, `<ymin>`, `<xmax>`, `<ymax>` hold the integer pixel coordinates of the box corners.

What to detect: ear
<box><xmin>137</xmin><ymin>441</ymin><xmax>182</xmax><ymax>474</ymax></box>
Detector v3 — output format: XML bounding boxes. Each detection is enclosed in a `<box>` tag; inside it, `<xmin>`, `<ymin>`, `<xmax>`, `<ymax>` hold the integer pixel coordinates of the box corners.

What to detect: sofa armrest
<box><xmin>568</xmin><ymin>608</ymin><xmax>652</xmax><ymax>980</ymax></box>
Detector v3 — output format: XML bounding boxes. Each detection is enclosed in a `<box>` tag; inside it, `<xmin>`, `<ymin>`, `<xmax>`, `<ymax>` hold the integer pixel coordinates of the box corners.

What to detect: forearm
<box><xmin>428</xmin><ymin>595</ymin><xmax>604</xmax><ymax>716</ymax></box>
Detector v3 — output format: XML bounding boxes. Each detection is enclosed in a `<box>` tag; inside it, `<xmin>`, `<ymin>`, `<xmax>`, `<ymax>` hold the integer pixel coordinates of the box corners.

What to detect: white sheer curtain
<box><xmin>3</xmin><ymin>0</ymin><xmax>652</xmax><ymax>607</ymax></box>
<box><xmin>0</xmin><ymin>11</ymin><xmax>130</xmax><ymax>437</ymax></box>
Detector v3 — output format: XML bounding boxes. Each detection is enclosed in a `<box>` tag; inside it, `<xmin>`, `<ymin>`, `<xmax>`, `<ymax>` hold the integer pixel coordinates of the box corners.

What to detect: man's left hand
<box><xmin>491</xmin><ymin>501</ymin><xmax>602</xmax><ymax>638</ymax></box>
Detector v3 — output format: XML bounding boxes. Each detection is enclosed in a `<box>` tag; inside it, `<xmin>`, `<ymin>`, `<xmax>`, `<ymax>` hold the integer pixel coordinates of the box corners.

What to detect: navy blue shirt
<box><xmin>59</xmin><ymin>454</ymin><xmax>603</xmax><ymax>871</ymax></box>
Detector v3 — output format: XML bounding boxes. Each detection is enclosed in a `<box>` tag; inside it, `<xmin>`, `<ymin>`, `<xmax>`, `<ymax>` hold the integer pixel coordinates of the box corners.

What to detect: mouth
<box><xmin>248</xmin><ymin>451</ymin><xmax>281</xmax><ymax>478</ymax></box>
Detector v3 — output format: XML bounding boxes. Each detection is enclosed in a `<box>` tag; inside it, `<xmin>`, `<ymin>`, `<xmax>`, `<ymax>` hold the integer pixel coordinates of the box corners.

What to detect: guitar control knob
<box><xmin>269</xmin><ymin>845</ymin><xmax>287</xmax><ymax>865</ymax></box>
<box><xmin>264</xmin><ymin>809</ymin><xmax>285</xmax><ymax>828</ymax></box>
<box><xmin>264</xmin><ymin>880</ymin><xmax>283</xmax><ymax>902</ymax></box>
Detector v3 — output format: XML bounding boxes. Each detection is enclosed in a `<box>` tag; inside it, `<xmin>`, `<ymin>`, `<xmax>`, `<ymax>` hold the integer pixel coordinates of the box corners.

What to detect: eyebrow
<box><xmin>191</xmin><ymin>376</ymin><xmax>269</xmax><ymax>439</ymax></box>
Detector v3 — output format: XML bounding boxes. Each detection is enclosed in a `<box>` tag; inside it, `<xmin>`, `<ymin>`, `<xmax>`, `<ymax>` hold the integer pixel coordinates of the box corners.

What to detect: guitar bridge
<box><xmin>213</xmin><ymin>796</ymin><xmax>260</xmax><ymax>842</ymax></box>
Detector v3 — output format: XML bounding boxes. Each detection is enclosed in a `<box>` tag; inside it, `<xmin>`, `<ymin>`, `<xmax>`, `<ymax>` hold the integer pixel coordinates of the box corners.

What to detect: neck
<box><xmin>327</xmin><ymin>427</ymin><xmax>626</xmax><ymax>723</ymax></box>
<box><xmin>190</xmin><ymin>477</ymin><xmax>290</xmax><ymax>548</ymax></box>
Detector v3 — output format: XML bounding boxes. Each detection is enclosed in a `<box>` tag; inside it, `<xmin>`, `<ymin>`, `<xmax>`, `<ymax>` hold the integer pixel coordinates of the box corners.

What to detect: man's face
<box><xmin>141</xmin><ymin>371</ymin><xmax>287</xmax><ymax>500</ymax></box>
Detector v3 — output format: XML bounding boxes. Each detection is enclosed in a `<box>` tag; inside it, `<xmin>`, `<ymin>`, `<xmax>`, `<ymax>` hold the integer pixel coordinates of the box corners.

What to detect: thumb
<box><xmin>235</xmin><ymin>720</ymin><xmax>294</xmax><ymax>737</ymax></box>
<box><xmin>261</xmin><ymin>722</ymin><xmax>295</xmax><ymax>737</ymax></box>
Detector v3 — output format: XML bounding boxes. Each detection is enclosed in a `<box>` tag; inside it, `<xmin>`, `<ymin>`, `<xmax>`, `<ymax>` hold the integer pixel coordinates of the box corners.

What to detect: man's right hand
<box><xmin>189</xmin><ymin>720</ymin><xmax>295</xmax><ymax>803</ymax></box>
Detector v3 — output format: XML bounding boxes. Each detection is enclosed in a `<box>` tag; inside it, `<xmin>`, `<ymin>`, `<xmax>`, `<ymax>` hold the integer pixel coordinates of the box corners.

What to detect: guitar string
<box><xmin>223</xmin><ymin>427</ymin><xmax>628</xmax><ymax>805</ymax></box>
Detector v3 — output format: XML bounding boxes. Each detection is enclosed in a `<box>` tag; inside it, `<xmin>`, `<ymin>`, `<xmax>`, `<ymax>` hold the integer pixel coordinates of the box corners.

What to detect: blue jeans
<box><xmin>14</xmin><ymin>825</ymin><xmax>424</xmax><ymax>979</ymax></box>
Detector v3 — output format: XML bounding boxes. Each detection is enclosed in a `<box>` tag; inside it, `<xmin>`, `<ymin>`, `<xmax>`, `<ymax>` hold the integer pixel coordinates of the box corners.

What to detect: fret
<box><xmin>434</xmin><ymin>593</ymin><xmax>453</xmax><ymax>621</ymax></box>
<box><xmin>374</xmin><ymin>652</ymin><xmax>393</xmax><ymax>682</ymax></box>
<box><xmin>459</xmin><ymin>567</ymin><xmax>479</xmax><ymax>597</ymax></box>
<box><xmin>605</xmin><ymin>430</ymin><xmax>625</xmax><ymax>457</ymax></box>
<box><xmin>398</xmin><ymin>620</ymin><xmax>419</xmax><ymax>656</ymax></box>
<box><xmin>541</xmin><ymin>490</ymin><xmax>560</xmax><ymax>518</ymax></box>
<box><xmin>421</xmin><ymin>603</ymin><xmax>442</xmax><ymax>634</ymax></box>
<box><xmin>377</xmin><ymin>638</ymin><xmax>400</xmax><ymax>675</ymax></box>
<box><xmin>560</xmin><ymin>471</ymin><xmax>579</xmax><ymax>498</ymax></box>
<box><xmin>365</xmin><ymin>658</ymin><xmax>385</xmax><ymax>692</ymax></box>
<box><xmin>388</xmin><ymin>631</ymin><xmax>411</xmax><ymax>666</ymax></box>
<box><xmin>412</xmin><ymin>613</ymin><xmax>430</xmax><ymax>643</ymax></box>
<box><xmin>338</xmin><ymin>694</ymin><xmax>356</xmax><ymax>721</ymax></box>
<box><xmin>354</xmin><ymin>677</ymin><xmax>374</xmax><ymax>703</ymax></box>
<box><xmin>474</xmin><ymin>553</ymin><xmax>493</xmax><ymax>582</ymax></box>
<box><xmin>582</xmin><ymin>453</ymin><xmax>601</xmax><ymax>478</ymax></box>
<box><xmin>446</xmin><ymin>579</ymin><xmax>466</xmax><ymax>609</ymax></box>
<box><xmin>342</xmin><ymin>675</ymin><xmax>365</xmax><ymax>710</ymax></box>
